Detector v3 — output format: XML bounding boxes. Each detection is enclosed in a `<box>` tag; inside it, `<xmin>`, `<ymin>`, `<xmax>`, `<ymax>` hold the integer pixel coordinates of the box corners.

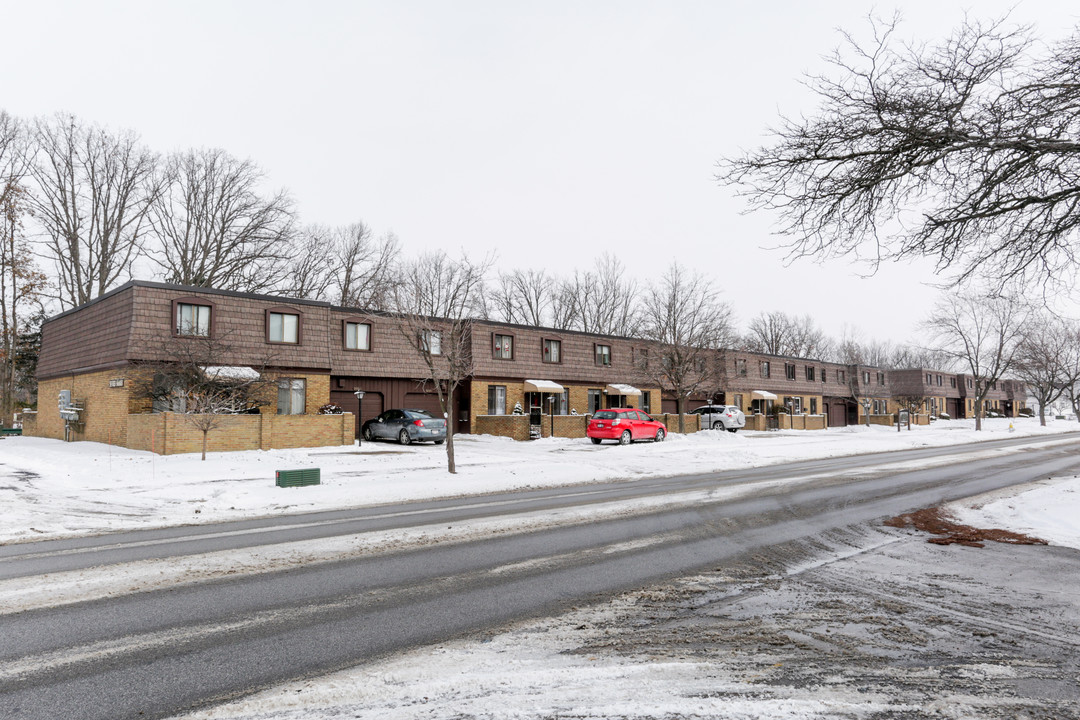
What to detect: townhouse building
<box><xmin>24</xmin><ymin>281</ymin><xmax>1026</xmax><ymax>454</ymax></box>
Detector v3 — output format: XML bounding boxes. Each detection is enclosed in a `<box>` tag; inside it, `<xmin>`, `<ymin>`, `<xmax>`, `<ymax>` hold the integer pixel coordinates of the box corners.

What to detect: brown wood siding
<box><xmin>38</xmin><ymin>290</ymin><xmax>134</xmax><ymax>379</ymax></box>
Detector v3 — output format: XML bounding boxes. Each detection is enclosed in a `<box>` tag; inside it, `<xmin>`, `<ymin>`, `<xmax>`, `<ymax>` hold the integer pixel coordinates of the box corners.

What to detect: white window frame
<box><xmin>345</xmin><ymin>322</ymin><xmax>371</xmax><ymax>351</ymax></box>
<box><xmin>422</xmin><ymin>330</ymin><xmax>442</xmax><ymax>355</ymax></box>
<box><xmin>176</xmin><ymin>303</ymin><xmax>210</xmax><ymax>337</ymax></box>
<box><xmin>269</xmin><ymin>312</ymin><xmax>299</xmax><ymax>344</ymax></box>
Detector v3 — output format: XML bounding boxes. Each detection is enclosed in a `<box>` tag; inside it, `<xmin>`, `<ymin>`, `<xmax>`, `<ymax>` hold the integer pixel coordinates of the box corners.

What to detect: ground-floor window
<box><xmin>783</xmin><ymin>396</ymin><xmax>802</xmax><ymax>414</ymax></box>
<box><xmin>641</xmin><ymin>391</ymin><xmax>651</xmax><ymax>413</ymax></box>
<box><xmin>277</xmin><ymin>378</ymin><xmax>306</xmax><ymax>415</ymax></box>
<box><xmin>732</xmin><ymin>393</ymin><xmax>743</xmax><ymax>412</ymax></box>
<box><xmin>487</xmin><ymin>385</ymin><xmax>507</xmax><ymax>415</ymax></box>
<box><xmin>810</xmin><ymin>397</ymin><xmax>818</xmax><ymax>414</ymax></box>
<box><xmin>607</xmin><ymin>393</ymin><xmax>626</xmax><ymax>409</ymax></box>
<box><xmin>588</xmin><ymin>389</ymin><xmax>602</xmax><ymax>414</ymax></box>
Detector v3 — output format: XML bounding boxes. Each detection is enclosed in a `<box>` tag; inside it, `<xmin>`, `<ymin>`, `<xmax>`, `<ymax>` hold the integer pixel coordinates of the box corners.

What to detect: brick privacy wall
<box><xmin>656</xmin><ymin>413</ymin><xmax>700</xmax><ymax>433</ymax></box>
<box><xmin>31</xmin><ymin>371</ymin><xmax>131</xmax><ymax>445</ymax></box>
<box><xmin>537</xmin><ymin>414</ymin><xmax>590</xmax><ymax>438</ymax></box>
<box><xmin>38</xmin><ymin>290</ymin><xmax>133</xmax><ymax>379</ymax></box>
<box><xmin>777</xmin><ymin>414</ymin><xmax>827</xmax><ymax>430</ymax></box>
<box><xmin>130</xmin><ymin>412</ymin><xmax>351</xmax><ymax>455</ymax></box>
<box><xmin>474</xmin><ymin>415</ymin><xmax>531</xmax><ymax>441</ymax></box>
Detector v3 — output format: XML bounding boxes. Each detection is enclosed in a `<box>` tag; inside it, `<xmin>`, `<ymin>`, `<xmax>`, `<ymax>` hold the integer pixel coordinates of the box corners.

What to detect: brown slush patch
<box><xmin>885</xmin><ymin>507</ymin><xmax>1048</xmax><ymax>548</ymax></box>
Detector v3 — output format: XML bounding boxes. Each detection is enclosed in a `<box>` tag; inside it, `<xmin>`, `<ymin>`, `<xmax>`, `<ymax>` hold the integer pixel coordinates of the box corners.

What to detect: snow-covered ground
<box><xmin>5</xmin><ymin>418</ymin><xmax>1079</xmax><ymax>720</ymax></box>
<box><xmin>2</xmin><ymin>417</ymin><xmax>1076</xmax><ymax>544</ymax></box>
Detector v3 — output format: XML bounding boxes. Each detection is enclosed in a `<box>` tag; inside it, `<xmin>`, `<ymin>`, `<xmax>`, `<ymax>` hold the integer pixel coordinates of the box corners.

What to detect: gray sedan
<box><xmin>361</xmin><ymin>409</ymin><xmax>447</xmax><ymax>445</ymax></box>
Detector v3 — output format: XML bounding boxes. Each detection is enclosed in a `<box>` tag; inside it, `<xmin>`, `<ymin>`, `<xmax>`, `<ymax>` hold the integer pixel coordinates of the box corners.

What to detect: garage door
<box><xmin>404</xmin><ymin>392</ymin><xmax>444</xmax><ymax>417</ymax></box>
<box><xmin>661</xmin><ymin>399</ymin><xmax>679</xmax><ymax>414</ymax></box>
<box><xmin>330</xmin><ymin>390</ymin><xmax>384</xmax><ymax>439</ymax></box>
<box><xmin>827</xmin><ymin>402</ymin><xmax>848</xmax><ymax>427</ymax></box>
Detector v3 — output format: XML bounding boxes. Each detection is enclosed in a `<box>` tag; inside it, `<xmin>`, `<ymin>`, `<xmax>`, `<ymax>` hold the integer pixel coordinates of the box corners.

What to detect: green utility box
<box><xmin>275</xmin><ymin>468</ymin><xmax>321</xmax><ymax>487</ymax></box>
<box><xmin>0</xmin><ymin>427</ymin><xmax>22</xmax><ymax>436</ymax></box>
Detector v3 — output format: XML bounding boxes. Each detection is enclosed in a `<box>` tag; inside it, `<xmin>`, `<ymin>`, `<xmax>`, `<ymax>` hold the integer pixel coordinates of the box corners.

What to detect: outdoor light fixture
<box><xmin>547</xmin><ymin>394</ymin><xmax>555</xmax><ymax>437</ymax></box>
<box><xmin>354</xmin><ymin>389</ymin><xmax>365</xmax><ymax>446</ymax></box>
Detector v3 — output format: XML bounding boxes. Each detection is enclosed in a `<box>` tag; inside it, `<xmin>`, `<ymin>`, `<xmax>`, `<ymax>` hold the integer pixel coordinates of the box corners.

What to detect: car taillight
<box><xmin>413</xmin><ymin>419</ymin><xmax>424</xmax><ymax>426</ymax></box>
<box><xmin>611</xmin><ymin>419</ymin><xmax>621</xmax><ymax>426</ymax></box>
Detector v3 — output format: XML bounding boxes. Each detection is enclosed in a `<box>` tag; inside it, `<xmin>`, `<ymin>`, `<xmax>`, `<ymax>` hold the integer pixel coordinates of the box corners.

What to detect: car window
<box><xmin>404</xmin><ymin>410</ymin><xmax>432</xmax><ymax>420</ymax></box>
<box><xmin>636</xmin><ymin>411</ymin><xmax>650</xmax><ymax>421</ymax></box>
<box><xmin>387</xmin><ymin>410</ymin><xmax>405</xmax><ymax>421</ymax></box>
<box><xmin>594</xmin><ymin>410</ymin><xmax>617</xmax><ymax>420</ymax></box>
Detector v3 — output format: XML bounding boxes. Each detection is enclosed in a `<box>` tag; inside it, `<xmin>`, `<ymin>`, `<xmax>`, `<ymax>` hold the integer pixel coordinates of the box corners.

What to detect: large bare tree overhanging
<box><xmin>743</xmin><ymin>310</ymin><xmax>832</xmax><ymax>359</ymax></box>
<box><xmin>392</xmin><ymin>251</ymin><xmax>493</xmax><ymax>473</ymax></box>
<box><xmin>635</xmin><ymin>263</ymin><xmax>734</xmax><ymax>433</ymax></box>
<box><xmin>720</xmin><ymin>16</ymin><xmax>1080</xmax><ymax>287</ymax></box>
<box><xmin>148</xmin><ymin>148</ymin><xmax>295</xmax><ymax>292</ymax></box>
<box><xmin>923</xmin><ymin>293</ymin><xmax>1029</xmax><ymax>430</ymax></box>
<box><xmin>282</xmin><ymin>223</ymin><xmax>400</xmax><ymax>309</ymax></box>
<box><xmin>30</xmin><ymin>114</ymin><xmax>160</xmax><ymax>308</ymax></box>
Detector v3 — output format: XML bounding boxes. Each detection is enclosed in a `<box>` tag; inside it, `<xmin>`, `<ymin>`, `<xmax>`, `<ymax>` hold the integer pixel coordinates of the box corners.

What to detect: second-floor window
<box><xmin>268</xmin><ymin>312</ymin><xmax>299</xmax><ymax>344</ymax></box>
<box><xmin>862</xmin><ymin>371</ymin><xmax>870</xmax><ymax>384</ymax></box>
<box><xmin>421</xmin><ymin>330</ymin><xmax>442</xmax><ymax>355</ymax></box>
<box><xmin>736</xmin><ymin>358</ymin><xmax>747</xmax><ymax>376</ymax></box>
<box><xmin>760</xmin><ymin>361</ymin><xmax>770</xmax><ymax>378</ymax></box>
<box><xmin>785</xmin><ymin>363</ymin><xmax>796</xmax><ymax>380</ymax></box>
<box><xmin>805</xmin><ymin>366</ymin><xmax>815</xmax><ymax>381</ymax></box>
<box><xmin>493</xmin><ymin>334</ymin><xmax>513</xmax><ymax>359</ymax></box>
<box><xmin>345</xmin><ymin>322</ymin><xmax>371</xmax><ymax>351</ymax></box>
<box><xmin>176</xmin><ymin>302</ymin><xmax>210</xmax><ymax>337</ymax></box>
<box><xmin>837</xmin><ymin>370</ymin><xmax>845</xmax><ymax>383</ymax></box>
<box><xmin>877</xmin><ymin>372</ymin><xmax>885</xmax><ymax>385</ymax></box>
<box><xmin>926</xmin><ymin>373</ymin><xmax>933</xmax><ymax>385</ymax></box>
<box><xmin>595</xmin><ymin>344</ymin><xmax>611</xmax><ymax>366</ymax></box>
<box><xmin>543</xmin><ymin>338</ymin><xmax>561</xmax><ymax>363</ymax></box>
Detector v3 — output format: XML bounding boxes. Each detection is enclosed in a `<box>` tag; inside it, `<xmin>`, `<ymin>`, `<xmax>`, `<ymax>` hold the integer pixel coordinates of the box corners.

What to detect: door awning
<box><xmin>201</xmin><ymin>365</ymin><xmax>261</xmax><ymax>382</ymax></box>
<box><xmin>606</xmin><ymin>383</ymin><xmax>641</xmax><ymax>396</ymax></box>
<box><xmin>751</xmin><ymin>389</ymin><xmax>777</xmax><ymax>400</ymax></box>
<box><xmin>524</xmin><ymin>379</ymin><xmax>565</xmax><ymax>393</ymax></box>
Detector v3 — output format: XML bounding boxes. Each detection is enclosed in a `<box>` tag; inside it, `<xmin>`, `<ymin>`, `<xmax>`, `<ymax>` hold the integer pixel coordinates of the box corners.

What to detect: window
<box><xmin>595</xmin><ymin>344</ymin><xmax>612</xmax><ymax>366</ymax></box>
<box><xmin>421</xmin><ymin>330</ymin><xmax>442</xmax><ymax>355</ymax></box>
<box><xmin>588</xmin><ymin>389</ymin><xmax>602</xmax><ymax>414</ymax></box>
<box><xmin>543</xmin><ymin>338</ymin><xmax>561</xmax><ymax>363</ymax></box>
<box><xmin>877</xmin><ymin>372</ymin><xmax>885</xmax><ymax>385</ymax></box>
<box><xmin>862</xmin><ymin>371</ymin><xmax>870</xmax><ymax>384</ymax></box>
<box><xmin>926</xmin><ymin>373</ymin><xmax>933</xmax><ymax>385</ymax></box>
<box><xmin>641</xmin><ymin>391</ymin><xmax>651</xmax><ymax>413</ymax></box>
<box><xmin>736</xmin><ymin>359</ymin><xmax>747</xmax><ymax>376</ymax></box>
<box><xmin>345</xmin><ymin>321</ymin><xmax>371</xmax><ymax>351</ymax></box>
<box><xmin>268</xmin><ymin>311</ymin><xmax>299</xmax><ymax>344</ymax></box>
<box><xmin>810</xmin><ymin>398</ymin><xmax>818</xmax><ymax>414</ymax></box>
<box><xmin>786</xmin><ymin>363</ymin><xmax>796</xmax><ymax>380</ymax></box>
<box><xmin>784</xmin><ymin>396</ymin><xmax>802</xmax><ymax>414</ymax></box>
<box><xmin>967</xmin><ymin>378</ymin><xmax>973</xmax><ymax>389</ymax></box>
<box><xmin>950</xmin><ymin>377</ymin><xmax>957</xmax><ymax>388</ymax></box>
<box><xmin>493</xmin><ymin>334</ymin><xmax>513</xmax><ymax>360</ymax></box>
<box><xmin>936</xmin><ymin>374</ymin><xmax>943</xmax><ymax>386</ymax></box>
<box><xmin>837</xmin><ymin>369</ymin><xmax>845</xmax><ymax>383</ymax></box>
<box><xmin>487</xmin><ymin>385</ymin><xmax>507</xmax><ymax>415</ymax></box>
<box><xmin>277</xmin><ymin>378</ymin><xmax>305</xmax><ymax>415</ymax></box>
<box><xmin>634</xmin><ymin>347</ymin><xmax>649</xmax><ymax>369</ymax></box>
<box><xmin>733</xmin><ymin>393</ymin><xmax>743</xmax><ymax>411</ymax></box>
<box><xmin>805</xmin><ymin>366</ymin><xmax>815</xmax><ymax>381</ymax></box>
<box><xmin>175</xmin><ymin>302</ymin><xmax>211</xmax><ymax>337</ymax></box>
<box><xmin>821</xmin><ymin>368</ymin><xmax>827</xmax><ymax>383</ymax></box>
<box><xmin>760</xmin><ymin>361</ymin><xmax>771</xmax><ymax>378</ymax></box>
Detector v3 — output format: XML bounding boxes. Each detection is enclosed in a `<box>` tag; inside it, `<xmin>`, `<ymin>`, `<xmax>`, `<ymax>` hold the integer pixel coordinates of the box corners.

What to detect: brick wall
<box><xmin>127</xmin><ymin>412</ymin><xmax>352</xmax><ymax>455</ymax></box>
<box><xmin>30</xmin><ymin>370</ymin><xmax>132</xmax><ymax>445</ymax></box>
<box><xmin>656</xmin><ymin>413</ymin><xmax>700</xmax><ymax>433</ymax></box>
<box><xmin>474</xmin><ymin>414</ymin><xmax>531</xmax><ymax>441</ymax></box>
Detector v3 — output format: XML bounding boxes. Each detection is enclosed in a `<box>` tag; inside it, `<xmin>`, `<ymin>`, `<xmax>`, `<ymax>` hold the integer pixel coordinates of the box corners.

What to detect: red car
<box><xmin>587</xmin><ymin>408</ymin><xmax>666</xmax><ymax>445</ymax></box>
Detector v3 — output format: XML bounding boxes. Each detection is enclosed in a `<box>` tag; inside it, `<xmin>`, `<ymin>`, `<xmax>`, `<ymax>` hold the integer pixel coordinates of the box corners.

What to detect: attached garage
<box><xmin>330</xmin><ymin>390</ymin><xmax>384</xmax><ymax>439</ymax></box>
<box><xmin>826</xmin><ymin>401</ymin><xmax>849</xmax><ymax>428</ymax></box>
<box><xmin>404</xmin><ymin>392</ymin><xmax>444</xmax><ymax>417</ymax></box>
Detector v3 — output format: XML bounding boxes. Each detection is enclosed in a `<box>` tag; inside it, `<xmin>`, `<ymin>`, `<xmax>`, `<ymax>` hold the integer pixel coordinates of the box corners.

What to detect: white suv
<box><xmin>691</xmin><ymin>405</ymin><xmax>746</xmax><ymax>432</ymax></box>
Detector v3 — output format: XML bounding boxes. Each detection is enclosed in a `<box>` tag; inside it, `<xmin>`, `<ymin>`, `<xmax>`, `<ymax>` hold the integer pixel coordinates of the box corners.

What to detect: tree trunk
<box><xmin>1039</xmin><ymin>405</ymin><xmax>1046</xmax><ymax>426</ymax></box>
<box><xmin>677</xmin><ymin>396</ymin><xmax>686</xmax><ymax>434</ymax></box>
<box><xmin>445</xmin><ymin>412</ymin><xmax>456</xmax><ymax>474</ymax></box>
<box><xmin>201</xmin><ymin>430</ymin><xmax>208</xmax><ymax>461</ymax></box>
<box><xmin>974</xmin><ymin>399</ymin><xmax>982</xmax><ymax>431</ymax></box>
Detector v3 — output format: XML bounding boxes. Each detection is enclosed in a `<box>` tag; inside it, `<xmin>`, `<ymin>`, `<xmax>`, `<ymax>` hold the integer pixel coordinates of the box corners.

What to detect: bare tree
<box><xmin>635</xmin><ymin>263</ymin><xmax>734</xmax><ymax>433</ymax></box>
<box><xmin>1013</xmin><ymin>314</ymin><xmax>1075</xmax><ymax>426</ymax></box>
<box><xmin>0</xmin><ymin>113</ymin><xmax>49</xmax><ymax>423</ymax></box>
<box><xmin>720</xmin><ymin>16</ymin><xmax>1080</xmax><ymax>288</ymax></box>
<box><xmin>148</xmin><ymin>148</ymin><xmax>295</xmax><ymax>292</ymax></box>
<box><xmin>30</xmin><ymin>113</ymin><xmax>159</xmax><ymax>308</ymax></box>
<box><xmin>577</xmin><ymin>254</ymin><xmax>641</xmax><ymax>336</ymax></box>
<box><xmin>744</xmin><ymin>311</ymin><xmax>831</xmax><ymax>358</ymax></box>
<box><xmin>281</xmin><ymin>225</ymin><xmax>337</xmax><ymax>300</ymax></box>
<box><xmin>923</xmin><ymin>292</ymin><xmax>1029</xmax><ymax>430</ymax></box>
<box><xmin>392</xmin><ymin>251</ymin><xmax>493</xmax><ymax>473</ymax></box>
<box><xmin>893</xmin><ymin>393</ymin><xmax>930</xmax><ymax>430</ymax></box>
<box><xmin>128</xmin><ymin>333</ymin><xmax>273</xmax><ymax>460</ymax></box>
<box><xmin>334</xmin><ymin>224</ymin><xmax>399</xmax><ymax>309</ymax></box>
<box><xmin>485</xmin><ymin>269</ymin><xmax>553</xmax><ymax>326</ymax></box>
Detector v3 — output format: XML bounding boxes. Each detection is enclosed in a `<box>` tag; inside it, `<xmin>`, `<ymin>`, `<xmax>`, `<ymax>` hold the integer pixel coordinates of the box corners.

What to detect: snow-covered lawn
<box><xmin>1</xmin><ymin>417</ymin><xmax>1077</xmax><ymax>544</ymax></box>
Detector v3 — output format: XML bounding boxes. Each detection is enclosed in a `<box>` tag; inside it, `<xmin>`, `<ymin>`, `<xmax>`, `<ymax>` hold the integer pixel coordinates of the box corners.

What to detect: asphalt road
<box><xmin>2</xmin><ymin>433</ymin><xmax>1079</xmax><ymax>719</ymax></box>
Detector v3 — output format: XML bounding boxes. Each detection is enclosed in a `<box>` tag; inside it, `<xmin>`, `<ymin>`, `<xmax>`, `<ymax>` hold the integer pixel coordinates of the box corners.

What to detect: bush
<box><xmin>937</xmin><ymin>412</ymin><xmax>951</xmax><ymax>420</ymax></box>
<box><xmin>318</xmin><ymin>403</ymin><xmax>344</xmax><ymax>415</ymax></box>
<box><xmin>1018</xmin><ymin>407</ymin><xmax>1034</xmax><ymax>417</ymax></box>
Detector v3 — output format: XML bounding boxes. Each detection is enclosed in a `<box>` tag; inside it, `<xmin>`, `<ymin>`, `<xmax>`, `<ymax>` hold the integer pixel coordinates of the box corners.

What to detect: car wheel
<box><xmin>362</xmin><ymin>426</ymin><xmax>374</xmax><ymax>441</ymax></box>
<box><xmin>712</xmin><ymin>421</ymin><xmax>724</xmax><ymax>430</ymax></box>
<box><xmin>397</xmin><ymin>429</ymin><xmax>412</xmax><ymax>445</ymax></box>
<box><xmin>619</xmin><ymin>430</ymin><xmax>631</xmax><ymax>445</ymax></box>
<box><xmin>434</xmin><ymin>439</ymin><xmax>444</xmax><ymax>445</ymax></box>
<box><xmin>590</xmin><ymin>437</ymin><xmax>602</xmax><ymax>445</ymax></box>
<box><xmin>655</xmin><ymin>428</ymin><xmax>665</xmax><ymax>442</ymax></box>
<box><xmin>728</xmin><ymin>427</ymin><xmax>738</xmax><ymax>433</ymax></box>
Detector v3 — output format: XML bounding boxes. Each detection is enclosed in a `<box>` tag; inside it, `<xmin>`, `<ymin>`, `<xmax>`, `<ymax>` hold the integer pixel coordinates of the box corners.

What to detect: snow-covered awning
<box><xmin>524</xmin><ymin>379</ymin><xmax>564</xmax><ymax>393</ymax></box>
<box><xmin>606</xmin><ymin>383</ymin><xmax>641</xmax><ymax>396</ymax></box>
<box><xmin>751</xmin><ymin>389</ymin><xmax>777</xmax><ymax>400</ymax></box>
<box><xmin>201</xmin><ymin>365</ymin><xmax>261</xmax><ymax>382</ymax></box>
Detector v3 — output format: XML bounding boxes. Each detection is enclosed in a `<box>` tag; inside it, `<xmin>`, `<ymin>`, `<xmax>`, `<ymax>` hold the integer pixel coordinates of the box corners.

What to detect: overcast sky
<box><xmin>3</xmin><ymin>1</ymin><xmax>1078</xmax><ymax>343</ymax></box>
